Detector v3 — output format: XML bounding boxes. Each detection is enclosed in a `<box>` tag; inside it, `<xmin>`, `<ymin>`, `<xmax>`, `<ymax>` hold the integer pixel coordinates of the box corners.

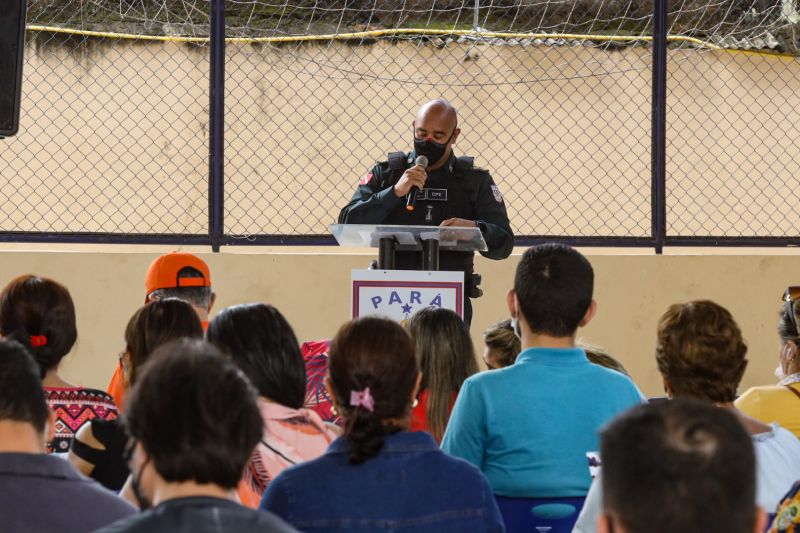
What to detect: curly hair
<box><xmin>655</xmin><ymin>300</ymin><xmax>748</xmax><ymax>403</ymax></box>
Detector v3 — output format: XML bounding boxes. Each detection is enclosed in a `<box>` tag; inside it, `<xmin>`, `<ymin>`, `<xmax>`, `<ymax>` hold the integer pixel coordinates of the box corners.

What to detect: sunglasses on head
<box><xmin>782</xmin><ymin>287</ymin><xmax>800</xmax><ymax>302</ymax></box>
<box><xmin>782</xmin><ymin>287</ymin><xmax>800</xmax><ymax>336</ymax></box>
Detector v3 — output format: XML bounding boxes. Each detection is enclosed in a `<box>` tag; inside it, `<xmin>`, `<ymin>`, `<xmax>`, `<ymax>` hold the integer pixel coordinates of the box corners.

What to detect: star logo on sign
<box><xmin>401</xmin><ymin>303</ymin><xmax>413</xmax><ymax>314</ymax></box>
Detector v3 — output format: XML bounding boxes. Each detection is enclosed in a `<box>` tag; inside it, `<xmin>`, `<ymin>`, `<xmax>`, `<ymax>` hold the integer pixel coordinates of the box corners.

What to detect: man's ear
<box><xmin>208</xmin><ymin>292</ymin><xmax>217</xmax><ymax>313</ymax></box>
<box><xmin>506</xmin><ymin>289</ymin><xmax>517</xmax><ymax>318</ymax></box>
<box><xmin>451</xmin><ymin>127</ymin><xmax>461</xmax><ymax>145</ymax></box>
<box><xmin>579</xmin><ymin>300</ymin><xmax>598</xmax><ymax>328</ymax></box>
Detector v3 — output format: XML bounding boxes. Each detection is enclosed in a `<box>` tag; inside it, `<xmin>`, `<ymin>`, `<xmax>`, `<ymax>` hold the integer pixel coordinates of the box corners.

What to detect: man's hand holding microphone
<box><xmin>392</xmin><ymin>156</ymin><xmax>428</xmax><ymax>211</ymax></box>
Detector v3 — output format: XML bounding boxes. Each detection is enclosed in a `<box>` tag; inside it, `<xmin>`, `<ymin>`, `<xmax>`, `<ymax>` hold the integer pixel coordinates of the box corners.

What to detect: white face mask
<box><xmin>510</xmin><ymin>317</ymin><xmax>521</xmax><ymax>340</ymax></box>
<box><xmin>775</xmin><ymin>364</ymin><xmax>786</xmax><ymax>380</ymax></box>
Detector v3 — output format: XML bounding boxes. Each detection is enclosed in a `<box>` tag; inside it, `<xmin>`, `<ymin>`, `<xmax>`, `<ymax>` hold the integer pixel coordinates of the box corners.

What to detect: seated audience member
<box><xmin>0</xmin><ymin>275</ymin><xmax>117</xmax><ymax>454</ymax></box>
<box><xmin>483</xmin><ymin>318</ymin><xmax>521</xmax><ymax>369</ymax></box>
<box><xmin>206</xmin><ymin>303</ymin><xmax>339</xmax><ymax>508</ymax></box>
<box><xmin>0</xmin><ymin>341</ymin><xmax>135</xmax><ymax>531</ymax></box>
<box><xmin>595</xmin><ymin>399</ymin><xmax>766</xmax><ymax>533</ymax></box>
<box><xmin>95</xmin><ymin>339</ymin><xmax>296</xmax><ymax>533</ymax></box>
<box><xmin>576</xmin><ymin>340</ymin><xmax>630</xmax><ymax>377</ymax></box>
<box><xmin>260</xmin><ymin>317</ymin><xmax>504</xmax><ymax>532</ymax></box>
<box><xmin>574</xmin><ymin>300</ymin><xmax>800</xmax><ymax>533</ymax></box>
<box><xmin>406</xmin><ymin>307</ymin><xmax>478</xmax><ymax>442</ymax></box>
<box><xmin>737</xmin><ymin>287</ymin><xmax>800</xmax><ymax>437</ymax></box>
<box><xmin>69</xmin><ymin>299</ymin><xmax>203</xmax><ymax>491</ymax></box>
<box><xmin>770</xmin><ymin>481</ymin><xmax>800</xmax><ymax>532</ymax></box>
<box><xmin>106</xmin><ymin>252</ymin><xmax>215</xmax><ymax>408</ymax></box>
<box><xmin>441</xmin><ymin>244</ymin><xmax>642</xmax><ymax>498</ymax></box>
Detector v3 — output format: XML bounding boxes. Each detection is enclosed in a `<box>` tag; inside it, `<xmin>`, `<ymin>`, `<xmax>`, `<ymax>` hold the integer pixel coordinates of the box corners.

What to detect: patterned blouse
<box><xmin>44</xmin><ymin>387</ymin><xmax>119</xmax><ymax>454</ymax></box>
<box><xmin>301</xmin><ymin>339</ymin><xmax>339</xmax><ymax>425</ymax></box>
<box><xmin>237</xmin><ymin>399</ymin><xmax>340</xmax><ymax>508</ymax></box>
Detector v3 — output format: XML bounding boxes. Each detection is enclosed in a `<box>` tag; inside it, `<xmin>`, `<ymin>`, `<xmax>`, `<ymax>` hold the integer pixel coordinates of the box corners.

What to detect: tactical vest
<box><xmin>380</xmin><ymin>152</ymin><xmax>480</xmax><ymax>276</ymax></box>
<box><xmin>382</xmin><ymin>152</ymin><xmax>478</xmax><ymax>227</ymax></box>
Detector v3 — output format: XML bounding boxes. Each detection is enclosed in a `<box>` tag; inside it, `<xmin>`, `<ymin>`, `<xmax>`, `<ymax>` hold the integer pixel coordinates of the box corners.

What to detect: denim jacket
<box><xmin>260</xmin><ymin>431</ymin><xmax>505</xmax><ymax>532</ymax></box>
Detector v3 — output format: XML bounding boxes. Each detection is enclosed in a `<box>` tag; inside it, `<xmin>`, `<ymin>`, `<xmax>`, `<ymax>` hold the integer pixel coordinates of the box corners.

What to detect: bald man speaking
<box><xmin>338</xmin><ymin>99</ymin><xmax>514</xmax><ymax>326</ymax></box>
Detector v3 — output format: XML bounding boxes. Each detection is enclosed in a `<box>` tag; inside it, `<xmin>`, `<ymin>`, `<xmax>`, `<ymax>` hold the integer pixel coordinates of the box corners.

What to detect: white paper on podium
<box><xmin>351</xmin><ymin>269</ymin><xmax>464</xmax><ymax>321</ymax></box>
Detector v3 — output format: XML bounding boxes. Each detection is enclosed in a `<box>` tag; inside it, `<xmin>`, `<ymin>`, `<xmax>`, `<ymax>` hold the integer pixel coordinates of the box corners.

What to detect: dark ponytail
<box><xmin>328</xmin><ymin>317</ymin><xmax>419</xmax><ymax>465</ymax></box>
<box><xmin>0</xmin><ymin>275</ymin><xmax>77</xmax><ymax>376</ymax></box>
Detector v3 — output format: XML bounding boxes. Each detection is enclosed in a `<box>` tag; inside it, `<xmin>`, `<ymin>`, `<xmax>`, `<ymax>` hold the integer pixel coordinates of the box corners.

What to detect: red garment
<box><xmin>106</xmin><ymin>364</ymin><xmax>125</xmax><ymax>410</ymax></box>
<box><xmin>302</xmin><ymin>340</ymin><xmax>339</xmax><ymax>425</ymax></box>
<box><xmin>410</xmin><ymin>390</ymin><xmax>458</xmax><ymax>443</ymax></box>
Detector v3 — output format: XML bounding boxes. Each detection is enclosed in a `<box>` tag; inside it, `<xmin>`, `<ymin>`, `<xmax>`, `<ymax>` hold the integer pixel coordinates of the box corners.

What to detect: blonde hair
<box><xmin>576</xmin><ymin>340</ymin><xmax>629</xmax><ymax>377</ymax></box>
<box><xmin>483</xmin><ymin>319</ymin><xmax>521</xmax><ymax>368</ymax></box>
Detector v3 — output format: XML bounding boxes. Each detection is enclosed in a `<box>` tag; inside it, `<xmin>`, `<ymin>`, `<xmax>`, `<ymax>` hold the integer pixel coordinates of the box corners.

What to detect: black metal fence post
<box><xmin>209</xmin><ymin>0</ymin><xmax>226</xmax><ymax>252</ymax></box>
<box><xmin>651</xmin><ymin>0</ymin><xmax>668</xmax><ymax>254</ymax></box>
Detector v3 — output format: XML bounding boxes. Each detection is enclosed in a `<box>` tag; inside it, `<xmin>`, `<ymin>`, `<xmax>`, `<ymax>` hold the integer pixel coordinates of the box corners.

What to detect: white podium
<box><xmin>329</xmin><ymin>224</ymin><xmax>487</xmax><ymax>320</ymax></box>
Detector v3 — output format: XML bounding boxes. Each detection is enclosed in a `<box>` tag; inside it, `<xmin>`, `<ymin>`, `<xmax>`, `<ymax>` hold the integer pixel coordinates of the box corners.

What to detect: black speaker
<box><xmin>0</xmin><ymin>0</ymin><xmax>27</xmax><ymax>138</ymax></box>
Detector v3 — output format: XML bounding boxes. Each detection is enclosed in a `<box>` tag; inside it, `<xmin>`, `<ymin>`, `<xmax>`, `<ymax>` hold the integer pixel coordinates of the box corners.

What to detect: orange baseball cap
<box><xmin>144</xmin><ymin>252</ymin><xmax>211</xmax><ymax>300</ymax></box>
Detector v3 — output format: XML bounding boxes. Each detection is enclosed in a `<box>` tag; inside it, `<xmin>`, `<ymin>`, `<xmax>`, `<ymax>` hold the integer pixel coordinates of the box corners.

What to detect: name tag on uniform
<box><xmin>416</xmin><ymin>188</ymin><xmax>448</xmax><ymax>202</ymax></box>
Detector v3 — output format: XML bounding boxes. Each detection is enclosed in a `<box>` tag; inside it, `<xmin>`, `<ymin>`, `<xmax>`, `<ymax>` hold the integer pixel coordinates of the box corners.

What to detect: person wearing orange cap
<box><xmin>106</xmin><ymin>252</ymin><xmax>216</xmax><ymax>408</ymax></box>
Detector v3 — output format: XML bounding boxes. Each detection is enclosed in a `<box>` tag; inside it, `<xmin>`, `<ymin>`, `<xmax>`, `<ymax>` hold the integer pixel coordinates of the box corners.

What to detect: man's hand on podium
<box><xmin>440</xmin><ymin>218</ymin><xmax>476</xmax><ymax>228</ymax></box>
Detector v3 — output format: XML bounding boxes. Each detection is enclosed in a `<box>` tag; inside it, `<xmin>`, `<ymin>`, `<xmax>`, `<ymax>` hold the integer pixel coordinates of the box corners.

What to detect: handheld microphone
<box><xmin>405</xmin><ymin>155</ymin><xmax>428</xmax><ymax>212</ymax></box>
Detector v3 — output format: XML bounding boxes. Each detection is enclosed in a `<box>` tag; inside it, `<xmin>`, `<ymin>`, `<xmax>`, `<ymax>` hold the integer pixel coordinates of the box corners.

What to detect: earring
<box><xmin>412</xmin><ymin>398</ymin><xmax>419</xmax><ymax>408</ymax></box>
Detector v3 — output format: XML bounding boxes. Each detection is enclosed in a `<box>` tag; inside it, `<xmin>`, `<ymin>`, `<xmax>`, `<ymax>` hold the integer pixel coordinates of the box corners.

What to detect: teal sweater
<box><xmin>441</xmin><ymin>347</ymin><xmax>643</xmax><ymax>497</ymax></box>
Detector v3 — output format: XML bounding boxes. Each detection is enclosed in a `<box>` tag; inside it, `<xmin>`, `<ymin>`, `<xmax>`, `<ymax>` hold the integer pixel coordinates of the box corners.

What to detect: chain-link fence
<box><xmin>1</xmin><ymin>0</ymin><xmax>210</xmax><ymax>236</ymax></box>
<box><xmin>663</xmin><ymin>1</ymin><xmax>800</xmax><ymax>240</ymax></box>
<box><xmin>2</xmin><ymin>0</ymin><xmax>799</xmax><ymax>248</ymax></box>
<box><xmin>223</xmin><ymin>1</ymin><xmax>656</xmax><ymax>240</ymax></box>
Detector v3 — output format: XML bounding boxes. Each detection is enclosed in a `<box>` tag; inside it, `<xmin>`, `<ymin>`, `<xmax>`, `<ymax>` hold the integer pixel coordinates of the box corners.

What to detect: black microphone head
<box><xmin>415</xmin><ymin>155</ymin><xmax>428</xmax><ymax>168</ymax></box>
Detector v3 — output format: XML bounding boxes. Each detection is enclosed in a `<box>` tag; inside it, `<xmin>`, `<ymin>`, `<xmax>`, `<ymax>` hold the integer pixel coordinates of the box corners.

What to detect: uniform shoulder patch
<box><xmin>359</xmin><ymin>172</ymin><xmax>373</xmax><ymax>186</ymax></box>
<box><xmin>491</xmin><ymin>184</ymin><xmax>504</xmax><ymax>204</ymax></box>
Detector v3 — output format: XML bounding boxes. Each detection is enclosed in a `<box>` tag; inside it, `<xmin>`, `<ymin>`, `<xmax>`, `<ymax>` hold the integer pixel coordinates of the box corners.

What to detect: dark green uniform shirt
<box><xmin>338</xmin><ymin>152</ymin><xmax>514</xmax><ymax>275</ymax></box>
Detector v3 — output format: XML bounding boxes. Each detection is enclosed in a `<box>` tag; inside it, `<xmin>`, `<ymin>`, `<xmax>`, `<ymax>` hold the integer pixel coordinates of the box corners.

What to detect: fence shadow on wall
<box><xmin>2</xmin><ymin>0</ymin><xmax>799</xmax><ymax>251</ymax></box>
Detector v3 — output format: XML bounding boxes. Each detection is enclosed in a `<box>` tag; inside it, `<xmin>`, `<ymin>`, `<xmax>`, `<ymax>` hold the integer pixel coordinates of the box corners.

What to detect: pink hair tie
<box><xmin>30</xmin><ymin>335</ymin><xmax>47</xmax><ymax>347</ymax></box>
<box><xmin>350</xmin><ymin>387</ymin><xmax>375</xmax><ymax>412</ymax></box>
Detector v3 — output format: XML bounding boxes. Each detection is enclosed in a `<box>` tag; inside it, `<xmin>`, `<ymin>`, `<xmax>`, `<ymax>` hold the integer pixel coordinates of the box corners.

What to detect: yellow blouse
<box><xmin>736</xmin><ymin>384</ymin><xmax>800</xmax><ymax>439</ymax></box>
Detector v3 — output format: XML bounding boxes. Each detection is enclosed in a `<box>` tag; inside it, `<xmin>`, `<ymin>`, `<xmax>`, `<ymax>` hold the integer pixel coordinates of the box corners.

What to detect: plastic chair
<box><xmin>495</xmin><ymin>495</ymin><xmax>586</xmax><ymax>533</ymax></box>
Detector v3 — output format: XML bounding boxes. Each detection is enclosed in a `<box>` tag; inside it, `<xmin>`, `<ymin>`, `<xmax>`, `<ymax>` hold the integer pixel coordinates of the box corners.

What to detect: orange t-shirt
<box><xmin>106</xmin><ymin>364</ymin><xmax>126</xmax><ymax>410</ymax></box>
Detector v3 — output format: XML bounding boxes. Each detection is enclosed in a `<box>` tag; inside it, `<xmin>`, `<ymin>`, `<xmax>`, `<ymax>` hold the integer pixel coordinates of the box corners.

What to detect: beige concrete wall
<box><xmin>0</xmin><ymin>247</ymin><xmax>795</xmax><ymax>398</ymax></box>
<box><xmin>4</xmin><ymin>41</ymin><xmax>800</xmax><ymax>237</ymax></box>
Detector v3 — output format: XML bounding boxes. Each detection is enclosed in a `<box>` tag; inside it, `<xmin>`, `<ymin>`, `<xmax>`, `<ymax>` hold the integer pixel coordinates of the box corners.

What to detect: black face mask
<box><xmin>130</xmin><ymin>458</ymin><xmax>153</xmax><ymax>511</ymax></box>
<box><xmin>123</xmin><ymin>437</ymin><xmax>152</xmax><ymax>511</ymax></box>
<box><xmin>413</xmin><ymin>128</ymin><xmax>455</xmax><ymax>166</ymax></box>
